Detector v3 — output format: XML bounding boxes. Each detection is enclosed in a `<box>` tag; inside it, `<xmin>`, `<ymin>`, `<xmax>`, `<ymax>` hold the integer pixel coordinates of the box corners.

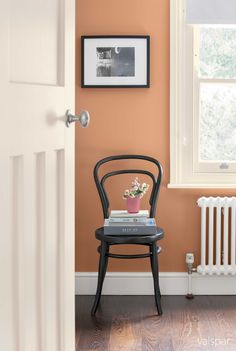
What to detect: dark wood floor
<box><xmin>76</xmin><ymin>295</ymin><xmax>236</xmax><ymax>351</ymax></box>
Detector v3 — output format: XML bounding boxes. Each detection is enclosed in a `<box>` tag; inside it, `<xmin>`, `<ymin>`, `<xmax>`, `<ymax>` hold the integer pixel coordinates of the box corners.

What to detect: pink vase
<box><xmin>126</xmin><ymin>197</ymin><xmax>141</xmax><ymax>213</ymax></box>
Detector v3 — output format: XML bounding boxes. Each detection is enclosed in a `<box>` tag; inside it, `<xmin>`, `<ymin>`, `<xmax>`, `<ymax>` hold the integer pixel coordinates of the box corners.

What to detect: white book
<box><xmin>110</xmin><ymin>210</ymin><xmax>149</xmax><ymax>218</ymax></box>
<box><xmin>109</xmin><ymin>217</ymin><xmax>147</xmax><ymax>224</ymax></box>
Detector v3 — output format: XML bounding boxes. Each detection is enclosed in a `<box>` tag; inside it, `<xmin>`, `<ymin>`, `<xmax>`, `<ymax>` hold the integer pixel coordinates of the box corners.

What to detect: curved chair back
<box><xmin>94</xmin><ymin>155</ymin><xmax>163</xmax><ymax>219</ymax></box>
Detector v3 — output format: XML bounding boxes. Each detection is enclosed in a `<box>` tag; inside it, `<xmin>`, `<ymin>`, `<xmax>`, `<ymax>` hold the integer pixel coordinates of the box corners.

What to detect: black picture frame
<box><xmin>81</xmin><ymin>35</ymin><xmax>150</xmax><ymax>88</ymax></box>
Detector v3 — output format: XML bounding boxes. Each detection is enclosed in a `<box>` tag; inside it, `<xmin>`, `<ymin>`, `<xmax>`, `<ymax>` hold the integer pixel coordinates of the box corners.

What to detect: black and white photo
<box><xmin>96</xmin><ymin>47</ymin><xmax>135</xmax><ymax>77</ymax></box>
<box><xmin>81</xmin><ymin>36</ymin><xmax>150</xmax><ymax>87</ymax></box>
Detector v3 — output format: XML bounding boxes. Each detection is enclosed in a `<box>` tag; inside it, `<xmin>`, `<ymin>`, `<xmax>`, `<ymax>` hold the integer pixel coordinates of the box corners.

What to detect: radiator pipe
<box><xmin>185</xmin><ymin>253</ymin><xmax>197</xmax><ymax>299</ymax></box>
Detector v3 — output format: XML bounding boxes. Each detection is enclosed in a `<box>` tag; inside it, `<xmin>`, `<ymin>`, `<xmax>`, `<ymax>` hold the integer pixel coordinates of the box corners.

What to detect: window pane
<box><xmin>199</xmin><ymin>83</ymin><xmax>236</xmax><ymax>161</ymax></box>
<box><xmin>199</xmin><ymin>27</ymin><xmax>236</xmax><ymax>79</ymax></box>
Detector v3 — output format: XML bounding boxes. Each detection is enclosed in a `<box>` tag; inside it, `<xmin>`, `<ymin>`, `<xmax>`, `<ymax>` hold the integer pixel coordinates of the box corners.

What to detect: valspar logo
<box><xmin>198</xmin><ymin>337</ymin><xmax>232</xmax><ymax>347</ymax></box>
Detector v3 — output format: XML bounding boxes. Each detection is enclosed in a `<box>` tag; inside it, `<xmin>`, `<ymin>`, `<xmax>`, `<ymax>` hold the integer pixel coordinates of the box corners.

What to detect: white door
<box><xmin>0</xmin><ymin>1</ymin><xmax>80</xmax><ymax>350</ymax></box>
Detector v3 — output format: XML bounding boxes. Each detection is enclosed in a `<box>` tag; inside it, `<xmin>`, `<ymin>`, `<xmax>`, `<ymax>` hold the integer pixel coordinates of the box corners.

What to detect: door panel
<box><xmin>0</xmin><ymin>0</ymin><xmax>75</xmax><ymax>350</ymax></box>
<box><xmin>9</xmin><ymin>0</ymin><xmax>64</xmax><ymax>86</ymax></box>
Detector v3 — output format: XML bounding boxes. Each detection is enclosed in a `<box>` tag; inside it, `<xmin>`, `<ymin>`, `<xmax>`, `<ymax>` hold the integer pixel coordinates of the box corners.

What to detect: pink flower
<box><xmin>122</xmin><ymin>177</ymin><xmax>149</xmax><ymax>199</ymax></box>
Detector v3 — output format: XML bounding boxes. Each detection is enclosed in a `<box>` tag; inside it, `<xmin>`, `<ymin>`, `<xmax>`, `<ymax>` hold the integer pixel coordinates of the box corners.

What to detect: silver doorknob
<box><xmin>66</xmin><ymin>109</ymin><xmax>90</xmax><ymax>128</ymax></box>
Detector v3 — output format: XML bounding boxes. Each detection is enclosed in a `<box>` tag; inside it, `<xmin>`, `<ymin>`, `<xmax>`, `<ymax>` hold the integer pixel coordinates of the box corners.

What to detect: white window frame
<box><xmin>169</xmin><ymin>0</ymin><xmax>236</xmax><ymax>188</ymax></box>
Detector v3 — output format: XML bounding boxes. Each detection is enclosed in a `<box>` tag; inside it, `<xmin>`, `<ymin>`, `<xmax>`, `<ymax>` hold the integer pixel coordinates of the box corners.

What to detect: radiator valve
<box><xmin>186</xmin><ymin>252</ymin><xmax>194</xmax><ymax>265</ymax></box>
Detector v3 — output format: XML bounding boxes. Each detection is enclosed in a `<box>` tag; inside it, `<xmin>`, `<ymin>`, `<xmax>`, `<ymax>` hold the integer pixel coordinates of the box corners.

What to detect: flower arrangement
<box><xmin>123</xmin><ymin>177</ymin><xmax>149</xmax><ymax>199</ymax></box>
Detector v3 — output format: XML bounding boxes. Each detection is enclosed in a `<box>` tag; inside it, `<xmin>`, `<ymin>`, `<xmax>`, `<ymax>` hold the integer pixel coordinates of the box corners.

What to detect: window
<box><xmin>170</xmin><ymin>0</ymin><xmax>236</xmax><ymax>188</ymax></box>
<box><xmin>194</xmin><ymin>26</ymin><xmax>236</xmax><ymax>173</ymax></box>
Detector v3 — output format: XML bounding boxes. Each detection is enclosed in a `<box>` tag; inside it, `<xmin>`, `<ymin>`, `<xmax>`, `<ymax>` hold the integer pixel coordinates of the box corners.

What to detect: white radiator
<box><xmin>197</xmin><ymin>197</ymin><xmax>236</xmax><ymax>275</ymax></box>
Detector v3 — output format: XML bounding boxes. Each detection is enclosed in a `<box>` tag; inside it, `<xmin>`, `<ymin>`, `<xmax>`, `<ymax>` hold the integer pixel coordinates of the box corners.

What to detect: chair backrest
<box><xmin>94</xmin><ymin>155</ymin><xmax>163</xmax><ymax>219</ymax></box>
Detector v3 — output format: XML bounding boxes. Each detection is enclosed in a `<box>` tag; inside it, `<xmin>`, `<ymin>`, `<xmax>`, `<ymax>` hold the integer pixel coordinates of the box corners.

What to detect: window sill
<box><xmin>168</xmin><ymin>183</ymin><xmax>236</xmax><ymax>189</ymax></box>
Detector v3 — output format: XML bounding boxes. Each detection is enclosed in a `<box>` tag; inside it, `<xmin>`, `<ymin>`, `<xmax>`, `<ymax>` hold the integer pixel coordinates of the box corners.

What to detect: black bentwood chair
<box><xmin>91</xmin><ymin>155</ymin><xmax>164</xmax><ymax>316</ymax></box>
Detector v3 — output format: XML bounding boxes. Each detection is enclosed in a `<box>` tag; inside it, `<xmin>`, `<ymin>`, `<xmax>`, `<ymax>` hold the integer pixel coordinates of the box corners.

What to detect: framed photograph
<box><xmin>81</xmin><ymin>35</ymin><xmax>150</xmax><ymax>88</ymax></box>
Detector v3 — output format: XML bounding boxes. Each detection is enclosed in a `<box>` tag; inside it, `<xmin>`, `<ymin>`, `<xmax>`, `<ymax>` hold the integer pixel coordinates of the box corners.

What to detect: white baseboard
<box><xmin>75</xmin><ymin>272</ymin><xmax>236</xmax><ymax>295</ymax></box>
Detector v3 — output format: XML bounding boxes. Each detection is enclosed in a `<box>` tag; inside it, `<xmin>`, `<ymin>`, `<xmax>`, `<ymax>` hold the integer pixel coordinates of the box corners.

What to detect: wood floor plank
<box><xmin>108</xmin><ymin>295</ymin><xmax>142</xmax><ymax>351</ymax></box>
<box><xmin>76</xmin><ymin>295</ymin><xmax>112</xmax><ymax>350</ymax></box>
<box><xmin>75</xmin><ymin>296</ymin><xmax>236</xmax><ymax>351</ymax></box>
<box><xmin>140</xmin><ymin>298</ymin><xmax>173</xmax><ymax>351</ymax></box>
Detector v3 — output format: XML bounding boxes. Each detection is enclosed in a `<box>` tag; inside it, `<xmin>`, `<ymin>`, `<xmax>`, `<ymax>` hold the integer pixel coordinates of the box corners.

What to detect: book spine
<box><xmin>104</xmin><ymin>226</ymin><xmax>157</xmax><ymax>235</ymax></box>
<box><xmin>109</xmin><ymin>218</ymin><xmax>147</xmax><ymax>224</ymax></box>
<box><xmin>110</xmin><ymin>215</ymin><xmax>148</xmax><ymax>219</ymax></box>
<box><xmin>110</xmin><ymin>210</ymin><xmax>149</xmax><ymax>218</ymax></box>
<box><xmin>107</xmin><ymin>223</ymin><xmax>148</xmax><ymax>226</ymax></box>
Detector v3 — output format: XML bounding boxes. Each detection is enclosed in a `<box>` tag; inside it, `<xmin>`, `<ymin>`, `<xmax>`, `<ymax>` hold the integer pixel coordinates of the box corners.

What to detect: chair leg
<box><xmin>150</xmin><ymin>242</ymin><xmax>162</xmax><ymax>315</ymax></box>
<box><xmin>91</xmin><ymin>241</ymin><xmax>108</xmax><ymax>315</ymax></box>
<box><xmin>149</xmin><ymin>245</ymin><xmax>161</xmax><ymax>299</ymax></box>
<box><xmin>102</xmin><ymin>245</ymin><xmax>109</xmax><ymax>285</ymax></box>
<box><xmin>149</xmin><ymin>245</ymin><xmax>153</xmax><ymax>274</ymax></box>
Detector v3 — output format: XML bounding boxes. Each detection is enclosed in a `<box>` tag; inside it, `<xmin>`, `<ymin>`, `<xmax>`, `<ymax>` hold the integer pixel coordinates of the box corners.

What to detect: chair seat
<box><xmin>95</xmin><ymin>226</ymin><xmax>164</xmax><ymax>244</ymax></box>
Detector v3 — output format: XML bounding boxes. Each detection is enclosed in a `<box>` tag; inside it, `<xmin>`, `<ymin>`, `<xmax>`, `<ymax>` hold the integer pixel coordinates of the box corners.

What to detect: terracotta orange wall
<box><xmin>75</xmin><ymin>0</ymin><xmax>234</xmax><ymax>272</ymax></box>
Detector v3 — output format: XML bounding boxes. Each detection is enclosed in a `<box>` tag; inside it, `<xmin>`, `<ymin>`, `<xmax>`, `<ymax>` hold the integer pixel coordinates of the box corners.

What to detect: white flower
<box><xmin>122</xmin><ymin>177</ymin><xmax>149</xmax><ymax>200</ymax></box>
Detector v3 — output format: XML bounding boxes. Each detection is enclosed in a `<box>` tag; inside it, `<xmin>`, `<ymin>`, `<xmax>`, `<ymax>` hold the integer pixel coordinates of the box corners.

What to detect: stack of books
<box><xmin>104</xmin><ymin>210</ymin><xmax>157</xmax><ymax>235</ymax></box>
